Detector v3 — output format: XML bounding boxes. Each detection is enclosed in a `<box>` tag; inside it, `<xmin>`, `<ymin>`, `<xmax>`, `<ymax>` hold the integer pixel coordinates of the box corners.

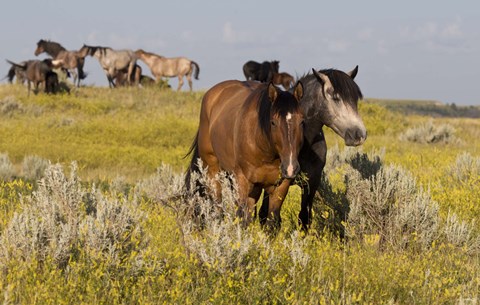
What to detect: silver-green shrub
<box><xmin>318</xmin><ymin>146</ymin><xmax>479</xmax><ymax>252</ymax></box>
<box><xmin>0</xmin><ymin>96</ymin><xmax>22</xmax><ymax>117</ymax></box>
<box><xmin>0</xmin><ymin>153</ymin><xmax>15</xmax><ymax>181</ymax></box>
<box><xmin>0</xmin><ymin>162</ymin><xmax>146</xmax><ymax>271</ymax></box>
<box><xmin>345</xmin><ymin>164</ymin><xmax>440</xmax><ymax>249</ymax></box>
<box><xmin>21</xmin><ymin>155</ymin><xmax>50</xmax><ymax>181</ymax></box>
<box><xmin>399</xmin><ymin>120</ymin><xmax>457</xmax><ymax>144</ymax></box>
<box><xmin>448</xmin><ymin>152</ymin><xmax>480</xmax><ymax>183</ymax></box>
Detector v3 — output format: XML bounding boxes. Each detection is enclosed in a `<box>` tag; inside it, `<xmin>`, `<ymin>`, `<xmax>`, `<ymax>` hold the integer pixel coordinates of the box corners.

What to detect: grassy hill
<box><xmin>0</xmin><ymin>85</ymin><xmax>479</xmax><ymax>304</ymax></box>
<box><xmin>366</xmin><ymin>98</ymin><xmax>480</xmax><ymax>118</ymax></box>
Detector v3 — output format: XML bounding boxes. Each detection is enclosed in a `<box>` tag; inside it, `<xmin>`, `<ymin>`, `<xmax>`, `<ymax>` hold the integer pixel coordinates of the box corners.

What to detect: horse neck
<box><xmin>300</xmin><ymin>78</ymin><xmax>327</xmax><ymax>126</ymax></box>
<box><xmin>253</xmin><ymin>97</ymin><xmax>279</xmax><ymax>158</ymax></box>
<box><xmin>139</xmin><ymin>53</ymin><xmax>157</xmax><ymax>67</ymax></box>
<box><xmin>44</xmin><ymin>43</ymin><xmax>65</xmax><ymax>58</ymax></box>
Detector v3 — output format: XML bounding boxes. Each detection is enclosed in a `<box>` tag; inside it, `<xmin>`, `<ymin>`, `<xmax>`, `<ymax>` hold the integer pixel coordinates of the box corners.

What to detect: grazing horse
<box><xmin>185</xmin><ymin>80</ymin><xmax>305</xmax><ymax>228</ymax></box>
<box><xmin>135</xmin><ymin>49</ymin><xmax>200</xmax><ymax>91</ymax></box>
<box><xmin>273</xmin><ymin>72</ymin><xmax>294</xmax><ymax>90</ymax></box>
<box><xmin>6</xmin><ymin>59</ymin><xmax>61</xmax><ymax>95</ymax></box>
<box><xmin>34</xmin><ymin>39</ymin><xmax>87</xmax><ymax>87</ymax></box>
<box><xmin>113</xmin><ymin>64</ymin><xmax>142</xmax><ymax>87</ymax></box>
<box><xmin>243</xmin><ymin>60</ymin><xmax>280</xmax><ymax>83</ymax></box>
<box><xmin>260</xmin><ymin>66</ymin><xmax>367</xmax><ymax>230</ymax></box>
<box><xmin>81</xmin><ymin>45</ymin><xmax>138</xmax><ymax>88</ymax></box>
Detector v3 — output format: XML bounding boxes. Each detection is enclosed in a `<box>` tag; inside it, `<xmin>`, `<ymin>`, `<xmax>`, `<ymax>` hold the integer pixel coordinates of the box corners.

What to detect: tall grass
<box><xmin>0</xmin><ymin>85</ymin><xmax>479</xmax><ymax>303</ymax></box>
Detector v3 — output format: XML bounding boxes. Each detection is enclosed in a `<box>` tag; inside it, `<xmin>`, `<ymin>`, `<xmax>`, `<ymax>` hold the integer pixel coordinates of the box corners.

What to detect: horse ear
<box><xmin>268</xmin><ymin>82</ymin><xmax>278</xmax><ymax>102</ymax></box>
<box><xmin>293</xmin><ymin>81</ymin><xmax>304</xmax><ymax>101</ymax></box>
<box><xmin>347</xmin><ymin>65</ymin><xmax>358</xmax><ymax>80</ymax></box>
<box><xmin>312</xmin><ymin>68</ymin><xmax>333</xmax><ymax>89</ymax></box>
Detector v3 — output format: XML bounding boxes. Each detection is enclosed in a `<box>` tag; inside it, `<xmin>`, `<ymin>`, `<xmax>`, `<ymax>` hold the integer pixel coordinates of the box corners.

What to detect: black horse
<box><xmin>259</xmin><ymin>66</ymin><xmax>367</xmax><ymax>230</ymax></box>
<box><xmin>243</xmin><ymin>60</ymin><xmax>280</xmax><ymax>83</ymax></box>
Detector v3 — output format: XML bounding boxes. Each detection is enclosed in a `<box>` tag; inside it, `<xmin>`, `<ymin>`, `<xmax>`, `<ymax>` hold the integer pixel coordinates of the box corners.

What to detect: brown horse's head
<box><xmin>267</xmin><ymin>82</ymin><xmax>304</xmax><ymax>179</ymax></box>
<box><xmin>34</xmin><ymin>39</ymin><xmax>46</xmax><ymax>56</ymax></box>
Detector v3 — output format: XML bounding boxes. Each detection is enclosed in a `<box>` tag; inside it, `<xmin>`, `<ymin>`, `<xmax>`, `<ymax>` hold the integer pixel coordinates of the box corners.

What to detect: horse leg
<box><xmin>127</xmin><ymin>62</ymin><xmax>135</xmax><ymax>86</ymax></box>
<box><xmin>34</xmin><ymin>81</ymin><xmax>40</xmax><ymax>95</ymax></box>
<box><xmin>235</xmin><ymin>173</ymin><xmax>255</xmax><ymax>226</ymax></box>
<box><xmin>186</xmin><ymin>73</ymin><xmax>193</xmax><ymax>92</ymax></box>
<box><xmin>298</xmin><ymin>138</ymin><xmax>327</xmax><ymax>231</ymax></box>
<box><xmin>71</xmin><ymin>69</ymin><xmax>78</xmax><ymax>88</ymax></box>
<box><xmin>262</xmin><ymin>179</ymin><xmax>292</xmax><ymax>232</ymax></box>
<box><xmin>177</xmin><ymin>76</ymin><xmax>184</xmax><ymax>91</ymax></box>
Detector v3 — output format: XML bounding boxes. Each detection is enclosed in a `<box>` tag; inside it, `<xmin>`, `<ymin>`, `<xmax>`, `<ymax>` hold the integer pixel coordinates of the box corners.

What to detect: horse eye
<box><xmin>271</xmin><ymin>120</ymin><xmax>276</xmax><ymax>127</ymax></box>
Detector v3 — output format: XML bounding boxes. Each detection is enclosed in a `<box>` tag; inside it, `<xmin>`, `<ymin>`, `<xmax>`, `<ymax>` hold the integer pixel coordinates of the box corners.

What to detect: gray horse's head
<box><xmin>309</xmin><ymin>66</ymin><xmax>366</xmax><ymax>146</ymax></box>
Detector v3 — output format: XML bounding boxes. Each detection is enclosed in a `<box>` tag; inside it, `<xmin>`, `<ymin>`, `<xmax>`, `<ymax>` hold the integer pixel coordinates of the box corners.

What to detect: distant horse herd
<box><xmin>4</xmin><ymin>39</ymin><xmax>367</xmax><ymax>232</ymax></box>
<box><xmin>4</xmin><ymin>39</ymin><xmax>296</xmax><ymax>95</ymax></box>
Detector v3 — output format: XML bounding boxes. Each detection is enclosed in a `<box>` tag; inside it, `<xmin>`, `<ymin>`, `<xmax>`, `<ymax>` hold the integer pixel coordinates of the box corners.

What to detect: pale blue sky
<box><xmin>2</xmin><ymin>0</ymin><xmax>480</xmax><ymax>105</ymax></box>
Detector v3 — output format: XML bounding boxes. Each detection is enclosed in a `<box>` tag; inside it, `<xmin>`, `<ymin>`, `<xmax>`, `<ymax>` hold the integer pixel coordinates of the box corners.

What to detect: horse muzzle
<box><xmin>281</xmin><ymin>160</ymin><xmax>301</xmax><ymax>179</ymax></box>
<box><xmin>344</xmin><ymin>127</ymin><xmax>367</xmax><ymax>146</ymax></box>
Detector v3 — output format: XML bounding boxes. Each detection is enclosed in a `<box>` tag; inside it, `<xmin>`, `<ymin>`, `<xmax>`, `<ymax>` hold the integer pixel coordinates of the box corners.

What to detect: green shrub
<box><xmin>448</xmin><ymin>152</ymin><xmax>480</xmax><ymax>183</ymax></box>
<box><xmin>400</xmin><ymin>120</ymin><xmax>458</xmax><ymax>144</ymax></box>
<box><xmin>315</xmin><ymin>146</ymin><xmax>480</xmax><ymax>253</ymax></box>
<box><xmin>0</xmin><ymin>153</ymin><xmax>15</xmax><ymax>181</ymax></box>
<box><xmin>21</xmin><ymin>155</ymin><xmax>50</xmax><ymax>181</ymax></box>
<box><xmin>0</xmin><ymin>162</ymin><xmax>147</xmax><ymax>272</ymax></box>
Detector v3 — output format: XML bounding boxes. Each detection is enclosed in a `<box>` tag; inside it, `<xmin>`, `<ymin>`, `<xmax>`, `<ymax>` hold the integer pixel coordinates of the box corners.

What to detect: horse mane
<box><xmin>137</xmin><ymin>49</ymin><xmax>163</xmax><ymax>58</ymax></box>
<box><xmin>37</xmin><ymin>39</ymin><xmax>66</xmax><ymax>57</ymax></box>
<box><xmin>257</xmin><ymin>84</ymin><xmax>300</xmax><ymax>138</ymax></box>
<box><xmin>298</xmin><ymin>69</ymin><xmax>363</xmax><ymax>102</ymax></box>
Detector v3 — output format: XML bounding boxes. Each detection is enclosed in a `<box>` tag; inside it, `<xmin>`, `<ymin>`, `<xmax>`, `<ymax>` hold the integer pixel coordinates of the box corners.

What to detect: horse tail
<box><xmin>191</xmin><ymin>61</ymin><xmax>200</xmax><ymax>80</ymax></box>
<box><xmin>184</xmin><ymin>131</ymin><xmax>200</xmax><ymax>192</ymax></box>
<box><xmin>6</xmin><ymin>65</ymin><xmax>16</xmax><ymax>83</ymax></box>
<box><xmin>6</xmin><ymin>60</ymin><xmax>26</xmax><ymax>70</ymax></box>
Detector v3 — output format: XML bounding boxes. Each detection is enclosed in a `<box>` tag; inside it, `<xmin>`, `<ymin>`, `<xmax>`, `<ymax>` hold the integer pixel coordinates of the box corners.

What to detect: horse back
<box><xmin>198</xmin><ymin>80</ymin><xmax>261</xmax><ymax>172</ymax></box>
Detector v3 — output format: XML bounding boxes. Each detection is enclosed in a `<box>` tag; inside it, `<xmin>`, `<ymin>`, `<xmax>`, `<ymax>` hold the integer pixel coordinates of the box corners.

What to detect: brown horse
<box><xmin>34</xmin><ymin>40</ymin><xmax>88</xmax><ymax>87</ymax></box>
<box><xmin>113</xmin><ymin>64</ymin><xmax>142</xmax><ymax>87</ymax></box>
<box><xmin>273</xmin><ymin>72</ymin><xmax>294</xmax><ymax>90</ymax></box>
<box><xmin>135</xmin><ymin>49</ymin><xmax>199</xmax><ymax>91</ymax></box>
<box><xmin>6</xmin><ymin>59</ymin><xmax>61</xmax><ymax>96</ymax></box>
<box><xmin>185</xmin><ymin>80</ymin><xmax>304</xmax><ymax>228</ymax></box>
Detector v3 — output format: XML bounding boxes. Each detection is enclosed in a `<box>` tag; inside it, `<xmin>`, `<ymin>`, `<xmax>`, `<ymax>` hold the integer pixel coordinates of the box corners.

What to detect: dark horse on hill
<box><xmin>34</xmin><ymin>39</ymin><xmax>88</xmax><ymax>87</ymax></box>
<box><xmin>273</xmin><ymin>72</ymin><xmax>295</xmax><ymax>90</ymax></box>
<box><xmin>243</xmin><ymin>60</ymin><xmax>280</xmax><ymax>83</ymax></box>
<box><xmin>6</xmin><ymin>59</ymin><xmax>61</xmax><ymax>95</ymax></box>
<box><xmin>259</xmin><ymin>66</ymin><xmax>367</xmax><ymax>230</ymax></box>
<box><xmin>185</xmin><ymin>80</ymin><xmax>305</xmax><ymax>228</ymax></box>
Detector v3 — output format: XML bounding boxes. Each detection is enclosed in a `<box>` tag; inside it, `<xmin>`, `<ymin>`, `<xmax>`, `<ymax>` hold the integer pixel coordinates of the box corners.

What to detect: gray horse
<box><xmin>81</xmin><ymin>45</ymin><xmax>138</xmax><ymax>88</ymax></box>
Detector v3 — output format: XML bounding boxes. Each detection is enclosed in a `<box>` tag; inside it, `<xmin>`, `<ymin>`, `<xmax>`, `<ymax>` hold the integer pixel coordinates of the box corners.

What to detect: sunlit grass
<box><xmin>0</xmin><ymin>85</ymin><xmax>479</xmax><ymax>304</ymax></box>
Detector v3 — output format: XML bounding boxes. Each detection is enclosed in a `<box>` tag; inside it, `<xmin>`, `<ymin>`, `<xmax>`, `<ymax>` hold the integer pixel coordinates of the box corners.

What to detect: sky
<box><xmin>1</xmin><ymin>0</ymin><xmax>480</xmax><ymax>105</ymax></box>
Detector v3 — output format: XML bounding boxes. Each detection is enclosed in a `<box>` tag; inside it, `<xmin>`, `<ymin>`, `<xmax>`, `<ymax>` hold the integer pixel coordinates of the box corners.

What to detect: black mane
<box><xmin>298</xmin><ymin>69</ymin><xmax>363</xmax><ymax>102</ymax></box>
<box><xmin>37</xmin><ymin>39</ymin><xmax>66</xmax><ymax>57</ymax></box>
<box><xmin>257</xmin><ymin>85</ymin><xmax>300</xmax><ymax>138</ymax></box>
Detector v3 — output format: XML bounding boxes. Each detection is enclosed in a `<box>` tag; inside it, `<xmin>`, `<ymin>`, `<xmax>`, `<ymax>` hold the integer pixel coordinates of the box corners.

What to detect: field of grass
<box><xmin>0</xmin><ymin>84</ymin><xmax>479</xmax><ymax>304</ymax></box>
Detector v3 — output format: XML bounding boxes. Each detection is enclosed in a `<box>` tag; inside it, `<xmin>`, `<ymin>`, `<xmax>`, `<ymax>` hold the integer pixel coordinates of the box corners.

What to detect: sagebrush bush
<box><xmin>21</xmin><ymin>155</ymin><xmax>50</xmax><ymax>181</ymax></box>
<box><xmin>345</xmin><ymin>164</ymin><xmax>440</xmax><ymax>249</ymax></box>
<box><xmin>399</xmin><ymin>120</ymin><xmax>458</xmax><ymax>144</ymax></box>
<box><xmin>0</xmin><ymin>153</ymin><xmax>15</xmax><ymax>181</ymax></box>
<box><xmin>0</xmin><ymin>162</ymin><xmax>147</xmax><ymax>272</ymax></box>
<box><xmin>316</xmin><ymin>146</ymin><xmax>480</xmax><ymax>252</ymax></box>
<box><xmin>0</xmin><ymin>96</ymin><xmax>22</xmax><ymax>117</ymax></box>
<box><xmin>448</xmin><ymin>152</ymin><xmax>480</xmax><ymax>183</ymax></box>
